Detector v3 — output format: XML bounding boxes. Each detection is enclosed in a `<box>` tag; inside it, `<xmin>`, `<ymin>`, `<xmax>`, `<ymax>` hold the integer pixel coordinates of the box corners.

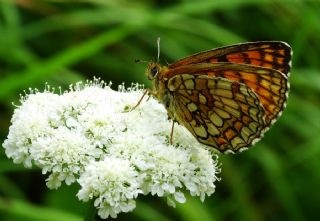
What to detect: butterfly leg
<box><xmin>170</xmin><ymin>120</ymin><xmax>175</xmax><ymax>145</ymax></box>
<box><xmin>130</xmin><ymin>89</ymin><xmax>149</xmax><ymax>111</ymax></box>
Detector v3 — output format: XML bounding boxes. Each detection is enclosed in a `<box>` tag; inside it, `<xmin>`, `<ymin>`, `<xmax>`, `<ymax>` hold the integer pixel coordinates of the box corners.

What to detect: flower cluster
<box><xmin>3</xmin><ymin>80</ymin><xmax>219</xmax><ymax>219</ymax></box>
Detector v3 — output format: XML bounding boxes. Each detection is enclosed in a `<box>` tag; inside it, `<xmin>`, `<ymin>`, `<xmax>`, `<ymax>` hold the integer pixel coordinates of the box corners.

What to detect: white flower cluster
<box><xmin>3</xmin><ymin>80</ymin><xmax>219</xmax><ymax>219</ymax></box>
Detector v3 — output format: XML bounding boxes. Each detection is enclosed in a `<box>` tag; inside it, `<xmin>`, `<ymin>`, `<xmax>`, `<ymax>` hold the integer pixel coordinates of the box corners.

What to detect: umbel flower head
<box><xmin>3</xmin><ymin>80</ymin><xmax>219</xmax><ymax>219</ymax></box>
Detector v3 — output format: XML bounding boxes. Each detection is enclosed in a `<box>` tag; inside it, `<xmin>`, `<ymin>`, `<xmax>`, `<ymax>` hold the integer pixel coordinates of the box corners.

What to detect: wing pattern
<box><xmin>145</xmin><ymin>41</ymin><xmax>292</xmax><ymax>153</ymax></box>
<box><xmin>167</xmin><ymin>73</ymin><xmax>266</xmax><ymax>153</ymax></box>
<box><xmin>165</xmin><ymin>63</ymin><xmax>288</xmax><ymax>126</ymax></box>
<box><xmin>169</xmin><ymin>41</ymin><xmax>292</xmax><ymax>76</ymax></box>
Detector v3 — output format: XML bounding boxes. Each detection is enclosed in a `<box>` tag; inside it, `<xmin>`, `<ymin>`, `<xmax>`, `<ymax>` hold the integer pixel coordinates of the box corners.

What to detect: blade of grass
<box><xmin>175</xmin><ymin>195</ymin><xmax>216</xmax><ymax>221</ymax></box>
<box><xmin>253</xmin><ymin>146</ymin><xmax>305</xmax><ymax>221</ymax></box>
<box><xmin>133</xmin><ymin>201</ymin><xmax>172</xmax><ymax>221</ymax></box>
<box><xmin>0</xmin><ymin>197</ymin><xmax>81</xmax><ymax>221</ymax></box>
<box><xmin>0</xmin><ymin>159</ymin><xmax>27</xmax><ymax>173</ymax></box>
<box><xmin>221</xmin><ymin>159</ymin><xmax>263</xmax><ymax>221</ymax></box>
<box><xmin>0</xmin><ymin>175</ymin><xmax>26</xmax><ymax>199</ymax></box>
<box><xmin>168</xmin><ymin>0</ymin><xmax>277</xmax><ymax>15</ymax></box>
<box><xmin>0</xmin><ymin>24</ymin><xmax>142</xmax><ymax>101</ymax></box>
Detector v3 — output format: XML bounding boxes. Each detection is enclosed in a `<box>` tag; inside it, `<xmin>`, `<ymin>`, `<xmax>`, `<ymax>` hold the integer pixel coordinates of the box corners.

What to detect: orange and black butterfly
<box><xmin>138</xmin><ymin>39</ymin><xmax>292</xmax><ymax>154</ymax></box>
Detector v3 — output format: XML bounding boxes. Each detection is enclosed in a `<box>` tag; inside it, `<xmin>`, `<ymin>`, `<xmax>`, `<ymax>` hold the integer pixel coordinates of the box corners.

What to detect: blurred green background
<box><xmin>1</xmin><ymin>0</ymin><xmax>320</xmax><ymax>220</ymax></box>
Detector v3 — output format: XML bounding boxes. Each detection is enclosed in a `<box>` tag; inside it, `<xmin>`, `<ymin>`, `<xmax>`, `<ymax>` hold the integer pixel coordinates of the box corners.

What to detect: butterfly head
<box><xmin>146</xmin><ymin>62</ymin><xmax>161</xmax><ymax>80</ymax></box>
<box><xmin>144</xmin><ymin>37</ymin><xmax>165</xmax><ymax>80</ymax></box>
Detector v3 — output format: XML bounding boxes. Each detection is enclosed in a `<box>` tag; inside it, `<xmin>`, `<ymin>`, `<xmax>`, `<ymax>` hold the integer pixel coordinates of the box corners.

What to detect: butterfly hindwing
<box><xmin>165</xmin><ymin>63</ymin><xmax>289</xmax><ymax>126</ymax></box>
<box><xmin>167</xmin><ymin>73</ymin><xmax>266</xmax><ymax>153</ymax></box>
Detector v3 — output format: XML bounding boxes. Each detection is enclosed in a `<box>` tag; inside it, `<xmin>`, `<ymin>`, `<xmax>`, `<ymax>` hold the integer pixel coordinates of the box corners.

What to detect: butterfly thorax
<box><xmin>146</xmin><ymin>62</ymin><xmax>175</xmax><ymax>118</ymax></box>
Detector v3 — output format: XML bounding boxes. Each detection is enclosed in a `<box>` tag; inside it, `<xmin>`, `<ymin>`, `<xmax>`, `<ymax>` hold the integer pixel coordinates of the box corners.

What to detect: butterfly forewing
<box><xmin>167</xmin><ymin>74</ymin><xmax>266</xmax><ymax>153</ymax></box>
<box><xmin>169</xmin><ymin>41</ymin><xmax>292</xmax><ymax>76</ymax></box>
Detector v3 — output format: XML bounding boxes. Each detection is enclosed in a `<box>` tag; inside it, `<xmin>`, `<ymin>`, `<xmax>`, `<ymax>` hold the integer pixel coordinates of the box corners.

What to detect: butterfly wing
<box><xmin>169</xmin><ymin>41</ymin><xmax>292</xmax><ymax>76</ymax></box>
<box><xmin>164</xmin><ymin>63</ymin><xmax>289</xmax><ymax>126</ymax></box>
<box><xmin>167</xmin><ymin>74</ymin><xmax>266</xmax><ymax>153</ymax></box>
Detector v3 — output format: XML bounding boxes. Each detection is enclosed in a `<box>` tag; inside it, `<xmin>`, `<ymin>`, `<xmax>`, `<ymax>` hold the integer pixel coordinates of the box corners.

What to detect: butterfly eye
<box><xmin>151</xmin><ymin>66</ymin><xmax>158</xmax><ymax>76</ymax></box>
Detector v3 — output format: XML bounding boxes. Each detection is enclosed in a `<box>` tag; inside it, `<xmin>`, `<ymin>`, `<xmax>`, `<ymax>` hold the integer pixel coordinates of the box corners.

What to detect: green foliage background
<box><xmin>1</xmin><ymin>0</ymin><xmax>320</xmax><ymax>220</ymax></box>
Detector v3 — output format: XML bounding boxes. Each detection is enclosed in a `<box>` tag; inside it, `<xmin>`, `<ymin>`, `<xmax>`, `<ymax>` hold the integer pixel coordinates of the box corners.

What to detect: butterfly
<box><xmin>136</xmin><ymin>39</ymin><xmax>292</xmax><ymax>154</ymax></box>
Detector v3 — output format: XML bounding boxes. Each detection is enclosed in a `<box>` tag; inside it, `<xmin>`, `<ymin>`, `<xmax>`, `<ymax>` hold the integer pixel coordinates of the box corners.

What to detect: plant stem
<box><xmin>83</xmin><ymin>200</ymin><xmax>96</xmax><ymax>221</ymax></box>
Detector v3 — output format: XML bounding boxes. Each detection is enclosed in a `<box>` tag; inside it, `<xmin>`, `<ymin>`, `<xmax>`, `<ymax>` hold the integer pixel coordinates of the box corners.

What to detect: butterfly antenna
<box><xmin>157</xmin><ymin>37</ymin><xmax>161</xmax><ymax>62</ymax></box>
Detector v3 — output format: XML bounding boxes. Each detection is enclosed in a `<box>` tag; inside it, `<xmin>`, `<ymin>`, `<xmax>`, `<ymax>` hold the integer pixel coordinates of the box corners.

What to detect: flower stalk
<box><xmin>84</xmin><ymin>200</ymin><xmax>96</xmax><ymax>221</ymax></box>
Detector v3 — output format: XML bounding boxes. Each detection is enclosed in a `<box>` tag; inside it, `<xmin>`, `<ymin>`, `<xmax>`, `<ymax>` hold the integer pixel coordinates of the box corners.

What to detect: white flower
<box><xmin>77</xmin><ymin>157</ymin><xmax>142</xmax><ymax>219</ymax></box>
<box><xmin>2</xmin><ymin>79</ymin><xmax>219</xmax><ymax>219</ymax></box>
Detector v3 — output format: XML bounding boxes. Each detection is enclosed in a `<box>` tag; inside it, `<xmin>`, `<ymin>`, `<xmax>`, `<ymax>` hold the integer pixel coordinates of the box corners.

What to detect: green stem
<box><xmin>83</xmin><ymin>200</ymin><xmax>96</xmax><ymax>221</ymax></box>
